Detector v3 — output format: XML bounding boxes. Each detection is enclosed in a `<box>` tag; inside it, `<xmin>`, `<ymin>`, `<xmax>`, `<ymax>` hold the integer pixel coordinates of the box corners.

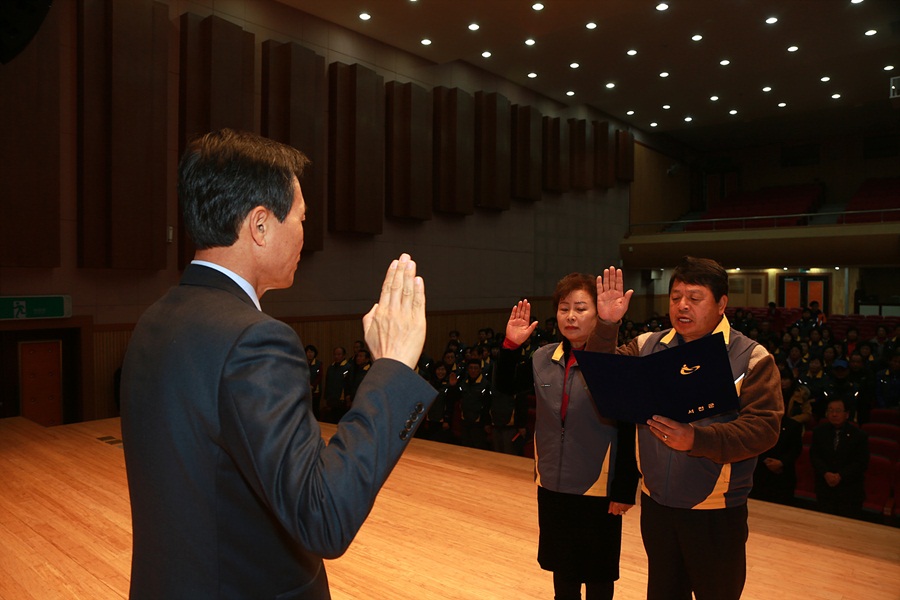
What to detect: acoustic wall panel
<box><xmin>616</xmin><ymin>129</ymin><xmax>635</xmax><ymax>182</ymax></box>
<box><xmin>78</xmin><ymin>0</ymin><xmax>167</xmax><ymax>269</ymax></box>
<box><xmin>594</xmin><ymin>120</ymin><xmax>615</xmax><ymax>189</ymax></box>
<box><xmin>433</xmin><ymin>87</ymin><xmax>475</xmax><ymax>215</ymax></box>
<box><xmin>385</xmin><ymin>81</ymin><xmax>432</xmax><ymax>220</ymax></box>
<box><xmin>511</xmin><ymin>104</ymin><xmax>542</xmax><ymax>202</ymax></box>
<box><xmin>328</xmin><ymin>62</ymin><xmax>385</xmax><ymax>234</ymax></box>
<box><xmin>568</xmin><ymin>118</ymin><xmax>593</xmax><ymax>191</ymax></box>
<box><xmin>474</xmin><ymin>92</ymin><xmax>511</xmax><ymax>211</ymax></box>
<box><xmin>262</xmin><ymin>40</ymin><xmax>326</xmax><ymax>252</ymax></box>
<box><xmin>542</xmin><ymin>116</ymin><xmax>570</xmax><ymax>193</ymax></box>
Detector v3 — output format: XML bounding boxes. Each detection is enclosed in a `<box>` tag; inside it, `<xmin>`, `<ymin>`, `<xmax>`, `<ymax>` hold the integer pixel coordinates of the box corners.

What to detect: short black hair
<box><xmin>669</xmin><ymin>256</ymin><xmax>728</xmax><ymax>302</ymax></box>
<box><xmin>179</xmin><ymin>128</ymin><xmax>310</xmax><ymax>249</ymax></box>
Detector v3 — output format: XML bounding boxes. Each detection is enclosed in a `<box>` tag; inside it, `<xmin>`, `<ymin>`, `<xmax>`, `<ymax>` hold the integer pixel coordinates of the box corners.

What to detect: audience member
<box><xmin>323</xmin><ymin>346</ymin><xmax>352</xmax><ymax>423</ymax></box>
<box><xmin>820</xmin><ymin>359</ymin><xmax>860</xmax><ymax>421</ymax></box>
<box><xmin>305</xmin><ymin>344</ymin><xmax>323</xmax><ymax>419</ymax></box>
<box><xmin>848</xmin><ymin>353</ymin><xmax>876</xmax><ymax>423</ymax></box>
<box><xmin>810</xmin><ymin>398</ymin><xmax>869</xmax><ymax>519</ymax></box>
<box><xmin>456</xmin><ymin>358</ymin><xmax>492</xmax><ymax>450</ymax></box>
<box><xmin>750</xmin><ymin>409</ymin><xmax>802</xmax><ymax>506</ymax></box>
<box><xmin>798</xmin><ymin>356</ymin><xmax>830</xmax><ymax>415</ymax></box>
<box><xmin>421</xmin><ymin>363</ymin><xmax>459</xmax><ymax>443</ymax></box>
<box><xmin>875</xmin><ymin>352</ymin><xmax>900</xmax><ymax>409</ymax></box>
<box><xmin>784</xmin><ymin>376</ymin><xmax>813</xmax><ymax>429</ymax></box>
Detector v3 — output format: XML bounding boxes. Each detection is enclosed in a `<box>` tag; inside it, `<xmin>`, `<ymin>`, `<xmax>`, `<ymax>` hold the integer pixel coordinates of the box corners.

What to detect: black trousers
<box><xmin>640</xmin><ymin>493</ymin><xmax>748</xmax><ymax>600</ymax></box>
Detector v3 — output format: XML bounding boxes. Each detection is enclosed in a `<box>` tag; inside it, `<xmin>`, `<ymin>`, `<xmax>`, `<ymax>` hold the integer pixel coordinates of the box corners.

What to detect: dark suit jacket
<box><xmin>121</xmin><ymin>265</ymin><xmax>436</xmax><ymax>599</ymax></box>
<box><xmin>810</xmin><ymin>421</ymin><xmax>869</xmax><ymax>499</ymax></box>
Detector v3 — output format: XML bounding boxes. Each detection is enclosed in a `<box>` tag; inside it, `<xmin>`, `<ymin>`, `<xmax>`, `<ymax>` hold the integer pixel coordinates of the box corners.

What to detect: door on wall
<box><xmin>19</xmin><ymin>340</ymin><xmax>63</xmax><ymax>426</ymax></box>
<box><xmin>727</xmin><ymin>273</ymin><xmax>768</xmax><ymax>308</ymax></box>
<box><xmin>778</xmin><ymin>275</ymin><xmax>830</xmax><ymax>312</ymax></box>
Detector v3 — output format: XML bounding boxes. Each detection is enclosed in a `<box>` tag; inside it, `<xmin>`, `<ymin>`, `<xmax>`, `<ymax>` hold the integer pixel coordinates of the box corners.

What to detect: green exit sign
<box><xmin>0</xmin><ymin>295</ymin><xmax>72</xmax><ymax>320</ymax></box>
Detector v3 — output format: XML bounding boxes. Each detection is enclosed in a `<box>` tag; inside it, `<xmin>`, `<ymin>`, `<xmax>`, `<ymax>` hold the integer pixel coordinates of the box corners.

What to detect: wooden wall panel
<box><xmin>593</xmin><ymin>120</ymin><xmax>615</xmax><ymax>189</ymax></box>
<box><xmin>262</xmin><ymin>40</ymin><xmax>326</xmax><ymax>252</ymax></box>
<box><xmin>433</xmin><ymin>87</ymin><xmax>475</xmax><ymax>215</ymax></box>
<box><xmin>78</xmin><ymin>0</ymin><xmax>167</xmax><ymax>269</ymax></box>
<box><xmin>0</xmin><ymin>3</ymin><xmax>60</xmax><ymax>267</ymax></box>
<box><xmin>511</xmin><ymin>104</ymin><xmax>542</xmax><ymax>201</ymax></box>
<box><xmin>385</xmin><ymin>81</ymin><xmax>432</xmax><ymax>220</ymax></box>
<box><xmin>568</xmin><ymin>118</ymin><xmax>593</xmax><ymax>191</ymax></box>
<box><xmin>474</xmin><ymin>92</ymin><xmax>511</xmax><ymax>211</ymax></box>
<box><xmin>178</xmin><ymin>13</ymin><xmax>255</xmax><ymax>263</ymax></box>
<box><xmin>542</xmin><ymin>116</ymin><xmax>570</xmax><ymax>193</ymax></box>
<box><xmin>328</xmin><ymin>62</ymin><xmax>385</xmax><ymax>234</ymax></box>
<box><xmin>616</xmin><ymin>129</ymin><xmax>635</xmax><ymax>182</ymax></box>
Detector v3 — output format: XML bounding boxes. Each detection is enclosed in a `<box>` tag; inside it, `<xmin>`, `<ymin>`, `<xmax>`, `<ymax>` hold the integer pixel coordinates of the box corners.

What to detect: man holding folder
<box><xmin>589</xmin><ymin>256</ymin><xmax>782</xmax><ymax>600</ymax></box>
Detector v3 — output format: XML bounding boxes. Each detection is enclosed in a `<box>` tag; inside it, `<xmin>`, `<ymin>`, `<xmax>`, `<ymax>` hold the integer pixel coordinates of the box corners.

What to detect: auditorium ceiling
<box><xmin>275</xmin><ymin>0</ymin><xmax>900</xmax><ymax>152</ymax></box>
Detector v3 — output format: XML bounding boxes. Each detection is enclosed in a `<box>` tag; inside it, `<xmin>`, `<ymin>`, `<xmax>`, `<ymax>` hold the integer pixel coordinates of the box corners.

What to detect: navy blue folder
<box><xmin>574</xmin><ymin>332</ymin><xmax>740</xmax><ymax>424</ymax></box>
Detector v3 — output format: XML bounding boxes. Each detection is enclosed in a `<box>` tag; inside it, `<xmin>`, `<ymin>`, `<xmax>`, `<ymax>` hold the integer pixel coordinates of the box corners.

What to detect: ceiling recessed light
<box><xmin>566</xmin><ymin>91</ymin><xmax>575</xmax><ymax>96</ymax></box>
<box><xmin>720</xmin><ymin>59</ymin><xmax>731</xmax><ymax>66</ymax></box>
<box><xmin>650</xmin><ymin>122</ymin><xmax>658</xmax><ymax>127</ymax></box>
<box><xmin>763</xmin><ymin>86</ymin><xmax>772</xmax><ymax>92</ymax></box>
<box><xmin>420</xmin><ymin>38</ymin><xmax>431</xmax><ymax>45</ymax></box>
<box><xmin>468</xmin><ymin>23</ymin><xmax>479</xmax><ymax>31</ymax></box>
<box><xmin>851</xmin><ymin>0</ymin><xmax>863</xmax><ymax>3</ymax></box>
<box><xmin>710</xmin><ymin>95</ymin><xmax>719</xmax><ymax>101</ymax></box>
<box><xmin>527</xmin><ymin>72</ymin><xmax>537</xmax><ymax>79</ymax></box>
<box><xmin>525</xmin><ymin>38</ymin><xmax>536</xmax><ymax>46</ymax></box>
<box><xmin>606</xmin><ymin>82</ymin><xmax>615</xmax><ymax>89</ymax></box>
<box><xmin>821</xmin><ymin>76</ymin><xmax>831</xmax><ymax>82</ymax></box>
<box><xmin>729</xmin><ymin>109</ymin><xmax>738</xmax><ymax>115</ymax></box>
<box><xmin>832</xmin><ymin>93</ymin><xmax>841</xmax><ymax>99</ymax></box>
<box><xmin>626</xmin><ymin>110</ymin><xmax>635</xmax><ymax>115</ymax></box>
<box><xmin>532</xmin><ymin>3</ymin><xmax>544</xmax><ymax>10</ymax></box>
<box><xmin>885</xmin><ymin>65</ymin><xmax>895</xmax><ymax>71</ymax></box>
<box><xmin>570</xmin><ymin>62</ymin><xmax>580</xmax><ymax>69</ymax></box>
<box><xmin>656</xmin><ymin>3</ymin><xmax>669</xmax><ymax>11</ymax></box>
<box><xmin>766</xmin><ymin>17</ymin><xmax>778</xmax><ymax>24</ymax></box>
<box><xmin>359</xmin><ymin>12</ymin><xmax>371</xmax><ymax>21</ymax></box>
<box><xmin>627</xmin><ymin>49</ymin><xmax>637</xmax><ymax>56</ymax></box>
<box><xmin>684</xmin><ymin>116</ymin><xmax>693</xmax><ymax>122</ymax></box>
<box><xmin>865</xmin><ymin>29</ymin><xmax>877</xmax><ymax>36</ymax></box>
<box><xmin>663</xmin><ymin>104</ymin><xmax>671</xmax><ymax>110</ymax></box>
<box><xmin>778</xmin><ymin>102</ymin><xmax>787</xmax><ymax>107</ymax></box>
<box><xmin>482</xmin><ymin>51</ymin><xmax>491</xmax><ymax>58</ymax></box>
<box><xmin>787</xmin><ymin>45</ymin><xmax>799</xmax><ymax>52</ymax></box>
<box><xmin>692</xmin><ymin>34</ymin><xmax>703</xmax><ymax>41</ymax></box>
<box><xmin>586</xmin><ymin>22</ymin><xmax>597</xmax><ymax>30</ymax></box>
<box><xmin>659</xmin><ymin>71</ymin><xmax>669</xmax><ymax>78</ymax></box>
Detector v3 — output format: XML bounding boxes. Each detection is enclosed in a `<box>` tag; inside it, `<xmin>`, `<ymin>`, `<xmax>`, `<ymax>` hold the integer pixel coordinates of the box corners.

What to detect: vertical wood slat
<box><xmin>385</xmin><ymin>81</ymin><xmax>433</xmax><ymax>220</ymax></box>
<box><xmin>261</xmin><ymin>40</ymin><xmax>326</xmax><ymax>252</ymax></box>
<box><xmin>178</xmin><ymin>13</ymin><xmax>256</xmax><ymax>264</ymax></box>
<box><xmin>510</xmin><ymin>104</ymin><xmax>542</xmax><ymax>202</ymax></box>
<box><xmin>542</xmin><ymin>116</ymin><xmax>570</xmax><ymax>193</ymax></box>
<box><xmin>433</xmin><ymin>87</ymin><xmax>475</xmax><ymax>215</ymax></box>
<box><xmin>568</xmin><ymin>118</ymin><xmax>593</xmax><ymax>191</ymax></box>
<box><xmin>616</xmin><ymin>129</ymin><xmax>635</xmax><ymax>182</ymax></box>
<box><xmin>328</xmin><ymin>62</ymin><xmax>385</xmax><ymax>234</ymax></box>
<box><xmin>594</xmin><ymin>120</ymin><xmax>615</xmax><ymax>189</ymax></box>
<box><xmin>474</xmin><ymin>92</ymin><xmax>511</xmax><ymax>211</ymax></box>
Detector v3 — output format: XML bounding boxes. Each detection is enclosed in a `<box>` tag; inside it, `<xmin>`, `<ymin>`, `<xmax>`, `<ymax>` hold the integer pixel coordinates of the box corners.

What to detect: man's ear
<box><xmin>248</xmin><ymin>206</ymin><xmax>269</xmax><ymax>245</ymax></box>
<box><xmin>718</xmin><ymin>294</ymin><xmax>728</xmax><ymax>316</ymax></box>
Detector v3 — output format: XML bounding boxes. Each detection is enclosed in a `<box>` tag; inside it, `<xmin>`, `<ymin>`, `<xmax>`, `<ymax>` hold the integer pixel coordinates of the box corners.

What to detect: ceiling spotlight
<box><xmin>659</xmin><ymin>71</ymin><xmax>669</xmax><ymax>78</ymax></box>
<box><xmin>729</xmin><ymin>109</ymin><xmax>738</xmax><ymax>115</ymax></box>
<box><xmin>821</xmin><ymin>76</ymin><xmax>831</xmax><ymax>82</ymax></box>
<box><xmin>787</xmin><ymin>45</ymin><xmax>799</xmax><ymax>52</ymax></box>
<box><xmin>527</xmin><ymin>72</ymin><xmax>537</xmax><ymax>79</ymax></box>
<box><xmin>851</xmin><ymin>0</ymin><xmax>863</xmax><ymax>3</ymax></box>
<box><xmin>886</xmin><ymin>65</ymin><xmax>895</xmax><ymax>71</ymax></box>
<box><xmin>763</xmin><ymin>86</ymin><xmax>772</xmax><ymax>92</ymax></box>
<box><xmin>766</xmin><ymin>16</ymin><xmax>778</xmax><ymax>24</ymax></box>
<box><xmin>421</xmin><ymin>38</ymin><xmax>432</xmax><ymax>45</ymax></box>
<box><xmin>359</xmin><ymin>12</ymin><xmax>371</xmax><ymax>20</ymax></box>
<box><xmin>532</xmin><ymin>3</ymin><xmax>544</xmax><ymax>10</ymax></box>
<box><xmin>586</xmin><ymin>22</ymin><xmax>598</xmax><ymax>30</ymax></box>
<box><xmin>482</xmin><ymin>51</ymin><xmax>492</xmax><ymax>58</ymax></box>
<box><xmin>627</xmin><ymin>49</ymin><xmax>638</xmax><ymax>56</ymax></box>
<box><xmin>783</xmin><ymin>267</ymin><xmax>789</xmax><ymax>271</ymax></box>
<box><xmin>468</xmin><ymin>23</ymin><xmax>479</xmax><ymax>31</ymax></box>
<box><xmin>626</xmin><ymin>110</ymin><xmax>635</xmax><ymax>115</ymax></box>
<box><xmin>570</xmin><ymin>62</ymin><xmax>580</xmax><ymax>69</ymax></box>
<box><xmin>710</xmin><ymin>95</ymin><xmax>719</xmax><ymax>101</ymax></box>
<box><xmin>865</xmin><ymin>29</ymin><xmax>877</xmax><ymax>36</ymax></box>
<box><xmin>650</xmin><ymin>122</ymin><xmax>658</xmax><ymax>127</ymax></box>
<box><xmin>525</xmin><ymin>38</ymin><xmax>536</xmax><ymax>46</ymax></box>
<box><xmin>832</xmin><ymin>93</ymin><xmax>842</xmax><ymax>99</ymax></box>
<box><xmin>684</xmin><ymin>116</ymin><xmax>693</xmax><ymax>122</ymax></box>
<box><xmin>720</xmin><ymin>59</ymin><xmax>731</xmax><ymax>66</ymax></box>
<box><xmin>606</xmin><ymin>82</ymin><xmax>616</xmax><ymax>89</ymax></box>
<box><xmin>663</xmin><ymin>104</ymin><xmax>671</xmax><ymax>110</ymax></box>
<box><xmin>778</xmin><ymin>102</ymin><xmax>787</xmax><ymax>107</ymax></box>
<box><xmin>835</xmin><ymin>266</ymin><xmax>841</xmax><ymax>270</ymax></box>
<box><xmin>566</xmin><ymin>91</ymin><xmax>575</xmax><ymax>96</ymax></box>
<box><xmin>692</xmin><ymin>34</ymin><xmax>703</xmax><ymax>41</ymax></box>
<box><xmin>656</xmin><ymin>3</ymin><xmax>669</xmax><ymax>11</ymax></box>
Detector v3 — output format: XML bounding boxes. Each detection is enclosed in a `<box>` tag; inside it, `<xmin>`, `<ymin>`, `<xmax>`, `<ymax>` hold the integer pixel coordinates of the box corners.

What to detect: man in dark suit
<box><xmin>810</xmin><ymin>398</ymin><xmax>870</xmax><ymax>519</ymax></box>
<box><xmin>121</xmin><ymin>129</ymin><xmax>436</xmax><ymax>599</ymax></box>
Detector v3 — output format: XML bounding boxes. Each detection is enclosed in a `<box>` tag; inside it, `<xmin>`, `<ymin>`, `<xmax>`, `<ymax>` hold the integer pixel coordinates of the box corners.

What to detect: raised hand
<box><xmin>506</xmin><ymin>299</ymin><xmax>539</xmax><ymax>348</ymax></box>
<box><xmin>596</xmin><ymin>265</ymin><xmax>633</xmax><ymax>323</ymax></box>
<box><xmin>362</xmin><ymin>253</ymin><xmax>426</xmax><ymax>369</ymax></box>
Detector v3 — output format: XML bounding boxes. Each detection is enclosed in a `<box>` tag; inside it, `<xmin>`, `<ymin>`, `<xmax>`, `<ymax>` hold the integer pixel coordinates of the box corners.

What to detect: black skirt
<box><xmin>536</xmin><ymin>486</ymin><xmax>623</xmax><ymax>581</ymax></box>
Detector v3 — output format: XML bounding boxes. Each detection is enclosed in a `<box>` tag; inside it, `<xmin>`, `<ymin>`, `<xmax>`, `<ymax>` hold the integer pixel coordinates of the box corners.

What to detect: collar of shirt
<box><xmin>191</xmin><ymin>260</ymin><xmax>261</xmax><ymax>311</ymax></box>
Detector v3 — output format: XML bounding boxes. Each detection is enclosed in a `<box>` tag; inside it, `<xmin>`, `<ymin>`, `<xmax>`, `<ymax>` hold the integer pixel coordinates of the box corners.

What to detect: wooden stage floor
<box><xmin>0</xmin><ymin>416</ymin><xmax>898</xmax><ymax>599</ymax></box>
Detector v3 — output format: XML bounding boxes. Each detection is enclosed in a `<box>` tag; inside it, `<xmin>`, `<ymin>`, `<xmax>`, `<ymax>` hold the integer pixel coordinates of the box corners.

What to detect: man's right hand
<box><xmin>363</xmin><ymin>253</ymin><xmax>426</xmax><ymax>370</ymax></box>
<box><xmin>506</xmin><ymin>300</ymin><xmax>538</xmax><ymax>348</ymax></box>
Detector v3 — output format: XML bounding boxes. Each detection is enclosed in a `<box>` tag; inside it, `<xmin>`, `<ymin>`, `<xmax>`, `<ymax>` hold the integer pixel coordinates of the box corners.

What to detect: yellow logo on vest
<box><xmin>680</xmin><ymin>363</ymin><xmax>701</xmax><ymax>375</ymax></box>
